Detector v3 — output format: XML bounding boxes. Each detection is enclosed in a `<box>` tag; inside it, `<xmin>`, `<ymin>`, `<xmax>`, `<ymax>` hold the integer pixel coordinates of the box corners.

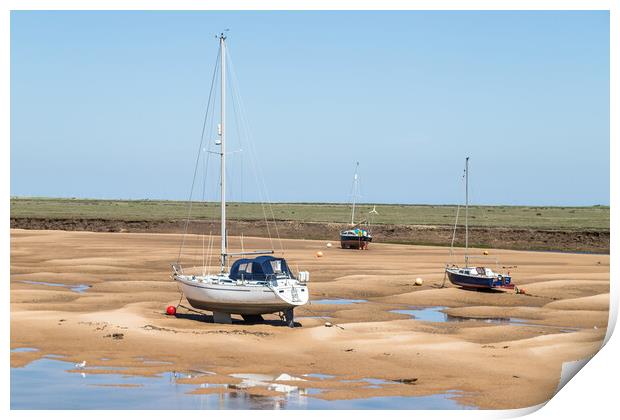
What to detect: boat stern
<box><xmin>491</xmin><ymin>274</ymin><xmax>512</xmax><ymax>288</ymax></box>
<box><xmin>272</xmin><ymin>282</ymin><xmax>309</xmax><ymax>307</ymax></box>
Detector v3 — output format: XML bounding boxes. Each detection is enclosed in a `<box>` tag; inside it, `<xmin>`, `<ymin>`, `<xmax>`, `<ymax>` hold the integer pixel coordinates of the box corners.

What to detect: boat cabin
<box><xmin>457</xmin><ymin>267</ymin><xmax>496</xmax><ymax>277</ymax></box>
<box><xmin>341</xmin><ymin>228</ymin><xmax>369</xmax><ymax>237</ymax></box>
<box><xmin>230</xmin><ymin>255</ymin><xmax>293</xmax><ymax>282</ymax></box>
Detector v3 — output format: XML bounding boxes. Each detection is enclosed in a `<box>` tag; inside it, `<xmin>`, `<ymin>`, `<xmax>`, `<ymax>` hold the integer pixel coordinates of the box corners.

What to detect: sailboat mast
<box><xmin>220</xmin><ymin>33</ymin><xmax>227</xmax><ymax>272</ymax></box>
<box><xmin>465</xmin><ymin>156</ymin><xmax>469</xmax><ymax>265</ymax></box>
<box><xmin>351</xmin><ymin>162</ymin><xmax>359</xmax><ymax>226</ymax></box>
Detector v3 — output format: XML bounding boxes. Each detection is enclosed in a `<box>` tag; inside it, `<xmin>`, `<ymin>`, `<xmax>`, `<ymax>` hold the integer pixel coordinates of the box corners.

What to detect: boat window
<box><xmin>270</xmin><ymin>260</ymin><xmax>283</xmax><ymax>274</ymax></box>
<box><xmin>238</xmin><ymin>263</ymin><xmax>248</xmax><ymax>272</ymax></box>
<box><xmin>252</xmin><ymin>262</ymin><xmax>263</xmax><ymax>275</ymax></box>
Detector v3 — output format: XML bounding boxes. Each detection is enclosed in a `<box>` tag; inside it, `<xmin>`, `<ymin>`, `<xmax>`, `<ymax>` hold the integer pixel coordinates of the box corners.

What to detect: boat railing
<box><xmin>171</xmin><ymin>263</ymin><xmax>183</xmax><ymax>275</ymax></box>
<box><xmin>462</xmin><ymin>255</ymin><xmax>501</xmax><ymax>271</ymax></box>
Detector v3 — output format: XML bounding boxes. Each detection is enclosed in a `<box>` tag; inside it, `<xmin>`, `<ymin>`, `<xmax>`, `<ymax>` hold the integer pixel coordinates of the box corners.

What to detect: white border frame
<box><xmin>3</xmin><ymin>1</ymin><xmax>616</xmax><ymax>419</ymax></box>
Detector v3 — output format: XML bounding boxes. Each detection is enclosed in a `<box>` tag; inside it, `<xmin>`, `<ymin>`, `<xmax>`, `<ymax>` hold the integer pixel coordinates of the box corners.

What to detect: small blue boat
<box><xmin>444</xmin><ymin>157</ymin><xmax>514</xmax><ymax>291</ymax></box>
<box><xmin>445</xmin><ymin>266</ymin><xmax>511</xmax><ymax>290</ymax></box>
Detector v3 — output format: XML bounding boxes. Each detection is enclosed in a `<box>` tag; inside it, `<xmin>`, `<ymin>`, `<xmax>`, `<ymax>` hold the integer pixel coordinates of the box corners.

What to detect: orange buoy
<box><xmin>316</xmin><ymin>251</ymin><xmax>324</xmax><ymax>258</ymax></box>
<box><xmin>166</xmin><ymin>305</ymin><xmax>176</xmax><ymax>316</ymax></box>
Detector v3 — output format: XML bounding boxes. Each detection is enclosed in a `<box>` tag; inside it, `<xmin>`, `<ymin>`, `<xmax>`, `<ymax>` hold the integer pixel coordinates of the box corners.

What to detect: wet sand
<box><xmin>10</xmin><ymin>229</ymin><xmax>609</xmax><ymax>409</ymax></box>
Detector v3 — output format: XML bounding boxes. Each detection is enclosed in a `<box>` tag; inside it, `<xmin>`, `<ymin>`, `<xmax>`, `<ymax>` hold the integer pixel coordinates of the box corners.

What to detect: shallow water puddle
<box><xmin>20</xmin><ymin>280</ymin><xmax>90</xmax><ymax>293</ymax></box>
<box><xmin>311</xmin><ymin>298</ymin><xmax>367</xmax><ymax>305</ymax></box>
<box><xmin>11</xmin><ymin>347</ymin><xmax>39</xmax><ymax>353</ymax></box>
<box><xmin>303</xmin><ymin>373</ymin><xmax>335</xmax><ymax>379</ymax></box>
<box><xmin>362</xmin><ymin>378</ymin><xmax>390</xmax><ymax>385</ymax></box>
<box><xmin>391</xmin><ymin>307</ymin><xmax>449</xmax><ymax>322</ymax></box>
<box><xmin>391</xmin><ymin>306</ymin><xmax>579</xmax><ymax>331</ymax></box>
<box><xmin>11</xmin><ymin>357</ymin><xmax>472</xmax><ymax>409</ymax></box>
<box><xmin>390</xmin><ymin>306</ymin><xmax>527</xmax><ymax>324</ymax></box>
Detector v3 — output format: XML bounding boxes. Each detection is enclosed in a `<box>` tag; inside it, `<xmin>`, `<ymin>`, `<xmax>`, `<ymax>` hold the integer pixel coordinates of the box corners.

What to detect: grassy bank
<box><xmin>10</xmin><ymin>197</ymin><xmax>609</xmax><ymax>231</ymax></box>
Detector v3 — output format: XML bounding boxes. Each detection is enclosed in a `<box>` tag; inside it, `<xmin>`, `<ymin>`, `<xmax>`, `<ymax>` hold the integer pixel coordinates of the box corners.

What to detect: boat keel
<box><xmin>241</xmin><ymin>314</ymin><xmax>264</xmax><ymax>323</ymax></box>
<box><xmin>284</xmin><ymin>308</ymin><xmax>295</xmax><ymax>328</ymax></box>
<box><xmin>212</xmin><ymin>311</ymin><xmax>232</xmax><ymax>324</ymax></box>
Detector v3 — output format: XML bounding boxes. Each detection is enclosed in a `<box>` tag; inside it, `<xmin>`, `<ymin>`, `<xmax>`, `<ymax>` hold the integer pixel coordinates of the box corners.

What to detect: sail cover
<box><xmin>229</xmin><ymin>255</ymin><xmax>293</xmax><ymax>281</ymax></box>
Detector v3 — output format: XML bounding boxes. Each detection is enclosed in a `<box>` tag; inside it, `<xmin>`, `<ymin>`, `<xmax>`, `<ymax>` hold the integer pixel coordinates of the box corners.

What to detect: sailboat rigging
<box><xmin>444</xmin><ymin>157</ymin><xmax>513</xmax><ymax>290</ymax></box>
<box><xmin>171</xmin><ymin>33</ymin><xmax>309</xmax><ymax>327</ymax></box>
<box><xmin>340</xmin><ymin>162</ymin><xmax>374</xmax><ymax>249</ymax></box>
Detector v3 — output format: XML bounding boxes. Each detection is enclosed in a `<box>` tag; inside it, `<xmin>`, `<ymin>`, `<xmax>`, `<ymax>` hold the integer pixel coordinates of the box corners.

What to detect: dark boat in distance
<box><xmin>444</xmin><ymin>157</ymin><xmax>513</xmax><ymax>290</ymax></box>
<box><xmin>340</xmin><ymin>226</ymin><xmax>373</xmax><ymax>250</ymax></box>
<box><xmin>339</xmin><ymin>162</ymin><xmax>375</xmax><ymax>250</ymax></box>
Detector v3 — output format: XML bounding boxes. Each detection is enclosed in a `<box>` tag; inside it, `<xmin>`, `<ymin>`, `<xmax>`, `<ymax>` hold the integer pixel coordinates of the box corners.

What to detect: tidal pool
<box><xmin>11</xmin><ymin>347</ymin><xmax>39</xmax><ymax>353</ymax></box>
<box><xmin>391</xmin><ymin>307</ymin><xmax>449</xmax><ymax>322</ymax></box>
<box><xmin>20</xmin><ymin>280</ymin><xmax>90</xmax><ymax>294</ymax></box>
<box><xmin>391</xmin><ymin>306</ymin><xmax>579</xmax><ymax>331</ymax></box>
<box><xmin>11</xmin><ymin>357</ymin><xmax>472</xmax><ymax>409</ymax></box>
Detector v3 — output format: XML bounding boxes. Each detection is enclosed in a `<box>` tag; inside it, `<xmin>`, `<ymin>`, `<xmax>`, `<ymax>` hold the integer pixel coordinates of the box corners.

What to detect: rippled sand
<box><xmin>10</xmin><ymin>229</ymin><xmax>609</xmax><ymax>409</ymax></box>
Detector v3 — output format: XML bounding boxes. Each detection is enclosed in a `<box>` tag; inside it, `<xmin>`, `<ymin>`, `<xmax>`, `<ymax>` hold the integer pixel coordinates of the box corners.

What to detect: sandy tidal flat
<box><xmin>10</xmin><ymin>229</ymin><xmax>609</xmax><ymax>409</ymax></box>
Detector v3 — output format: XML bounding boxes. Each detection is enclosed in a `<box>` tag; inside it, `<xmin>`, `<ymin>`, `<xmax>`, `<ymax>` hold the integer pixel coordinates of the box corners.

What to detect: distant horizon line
<box><xmin>9</xmin><ymin>195</ymin><xmax>610</xmax><ymax>209</ymax></box>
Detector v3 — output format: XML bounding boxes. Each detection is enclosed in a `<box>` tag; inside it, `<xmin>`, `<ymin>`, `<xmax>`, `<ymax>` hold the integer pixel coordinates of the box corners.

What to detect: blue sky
<box><xmin>10</xmin><ymin>10</ymin><xmax>609</xmax><ymax>205</ymax></box>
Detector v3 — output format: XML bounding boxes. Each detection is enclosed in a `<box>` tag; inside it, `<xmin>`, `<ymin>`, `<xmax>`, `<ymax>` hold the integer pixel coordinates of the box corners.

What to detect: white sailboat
<box><xmin>172</xmin><ymin>33</ymin><xmax>309</xmax><ymax>327</ymax></box>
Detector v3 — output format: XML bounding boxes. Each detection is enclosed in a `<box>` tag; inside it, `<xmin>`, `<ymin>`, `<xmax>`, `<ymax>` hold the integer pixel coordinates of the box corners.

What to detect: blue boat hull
<box><xmin>446</xmin><ymin>270</ymin><xmax>511</xmax><ymax>290</ymax></box>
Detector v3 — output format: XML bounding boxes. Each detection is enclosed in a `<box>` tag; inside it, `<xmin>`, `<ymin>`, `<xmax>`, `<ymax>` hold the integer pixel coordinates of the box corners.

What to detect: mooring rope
<box><xmin>440</xmin><ymin>269</ymin><xmax>448</xmax><ymax>288</ymax></box>
<box><xmin>177</xmin><ymin>303</ymin><xmax>210</xmax><ymax>316</ymax></box>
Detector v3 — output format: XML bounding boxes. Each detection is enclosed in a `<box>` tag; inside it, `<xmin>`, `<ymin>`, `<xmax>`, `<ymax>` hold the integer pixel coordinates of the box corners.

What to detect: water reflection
<box><xmin>11</xmin><ymin>357</ymin><xmax>471</xmax><ymax>409</ymax></box>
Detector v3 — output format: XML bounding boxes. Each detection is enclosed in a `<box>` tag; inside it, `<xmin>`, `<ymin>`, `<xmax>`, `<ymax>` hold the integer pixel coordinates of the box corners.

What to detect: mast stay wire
<box><xmin>177</xmin><ymin>46</ymin><xmax>221</xmax><ymax>264</ymax></box>
<box><xmin>199</xmin><ymin>69</ymin><xmax>220</xmax><ymax>267</ymax></box>
<box><xmin>225</xmin><ymin>49</ymin><xmax>275</xmax><ymax>252</ymax></box>
<box><xmin>226</xmin><ymin>50</ymin><xmax>276</xmax><ymax>253</ymax></box>
<box><xmin>449</xmin><ymin>205</ymin><xmax>461</xmax><ymax>259</ymax></box>
<box><xmin>227</xmin><ymin>79</ymin><xmax>251</xmax><ymax>252</ymax></box>
<box><xmin>225</xmin><ymin>47</ymin><xmax>286</xmax><ymax>256</ymax></box>
<box><xmin>448</xmin><ymin>161</ymin><xmax>467</xmax><ymax>264</ymax></box>
<box><xmin>348</xmin><ymin>162</ymin><xmax>361</xmax><ymax>225</ymax></box>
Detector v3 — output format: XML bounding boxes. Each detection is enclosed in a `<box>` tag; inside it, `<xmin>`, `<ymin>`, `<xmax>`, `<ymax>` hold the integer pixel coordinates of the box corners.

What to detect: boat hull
<box><xmin>176</xmin><ymin>277</ymin><xmax>309</xmax><ymax>315</ymax></box>
<box><xmin>446</xmin><ymin>269</ymin><xmax>511</xmax><ymax>290</ymax></box>
<box><xmin>340</xmin><ymin>235</ymin><xmax>373</xmax><ymax>249</ymax></box>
